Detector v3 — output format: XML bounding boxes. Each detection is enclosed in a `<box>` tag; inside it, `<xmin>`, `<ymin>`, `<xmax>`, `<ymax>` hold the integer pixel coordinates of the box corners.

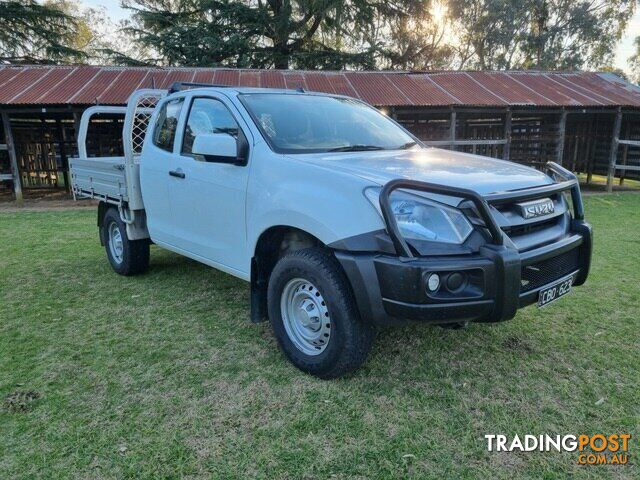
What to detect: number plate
<box><xmin>537</xmin><ymin>275</ymin><xmax>574</xmax><ymax>308</ymax></box>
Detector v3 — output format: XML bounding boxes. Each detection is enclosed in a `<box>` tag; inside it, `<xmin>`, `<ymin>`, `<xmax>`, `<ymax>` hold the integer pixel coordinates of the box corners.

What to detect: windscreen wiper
<box><xmin>327</xmin><ymin>144</ymin><xmax>386</xmax><ymax>152</ymax></box>
<box><xmin>398</xmin><ymin>141</ymin><xmax>418</xmax><ymax>149</ymax></box>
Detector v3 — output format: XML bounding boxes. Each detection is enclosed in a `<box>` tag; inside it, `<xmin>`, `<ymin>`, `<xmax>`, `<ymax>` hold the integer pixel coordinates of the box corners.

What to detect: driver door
<box><xmin>168</xmin><ymin>96</ymin><xmax>250</xmax><ymax>275</ymax></box>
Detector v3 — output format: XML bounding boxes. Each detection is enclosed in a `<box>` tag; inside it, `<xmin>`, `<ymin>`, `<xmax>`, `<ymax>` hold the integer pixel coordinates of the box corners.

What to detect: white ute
<box><xmin>71</xmin><ymin>83</ymin><xmax>592</xmax><ymax>378</ymax></box>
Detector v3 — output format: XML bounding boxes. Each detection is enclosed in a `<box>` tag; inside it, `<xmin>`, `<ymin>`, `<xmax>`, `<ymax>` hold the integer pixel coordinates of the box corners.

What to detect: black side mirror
<box><xmin>236</xmin><ymin>129</ymin><xmax>249</xmax><ymax>166</ymax></box>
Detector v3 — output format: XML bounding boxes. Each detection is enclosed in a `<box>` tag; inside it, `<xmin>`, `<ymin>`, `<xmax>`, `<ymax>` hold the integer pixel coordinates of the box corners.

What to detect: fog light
<box><xmin>446</xmin><ymin>272</ymin><xmax>465</xmax><ymax>292</ymax></box>
<box><xmin>426</xmin><ymin>273</ymin><xmax>440</xmax><ymax>292</ymax></box>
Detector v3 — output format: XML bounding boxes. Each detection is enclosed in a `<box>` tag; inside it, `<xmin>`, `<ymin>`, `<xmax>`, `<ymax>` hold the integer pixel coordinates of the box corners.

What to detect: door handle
<box><xmin>169</xmin><ymin>169</ymin><xmax>185</xmax><ymax>179</ymax></box>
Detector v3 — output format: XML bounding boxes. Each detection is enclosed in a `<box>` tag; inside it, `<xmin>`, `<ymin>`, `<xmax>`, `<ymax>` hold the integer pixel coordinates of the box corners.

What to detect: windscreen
<box><xmin>240</xmin><ymin>93</ymin><xmax>416</xmax><ymax>154</ymax></box>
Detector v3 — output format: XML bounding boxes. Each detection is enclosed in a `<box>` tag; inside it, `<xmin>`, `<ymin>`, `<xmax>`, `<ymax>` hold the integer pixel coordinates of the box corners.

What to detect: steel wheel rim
<box><xmin>108</xmin><ymin>221</ymin><xmax>124</xmax><ymax>264</ymax></box>
<box><xmin>280</xmin><ymin>278</ymin><xmax>331</xmax><ymax>356</ymax></box>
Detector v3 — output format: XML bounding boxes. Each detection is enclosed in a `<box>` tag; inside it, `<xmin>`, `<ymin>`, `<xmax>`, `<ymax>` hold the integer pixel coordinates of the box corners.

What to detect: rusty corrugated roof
<box><xmin>1</xmin><ymin>65</ymin><xmax>639</xmax><ymax>107</ymax></box>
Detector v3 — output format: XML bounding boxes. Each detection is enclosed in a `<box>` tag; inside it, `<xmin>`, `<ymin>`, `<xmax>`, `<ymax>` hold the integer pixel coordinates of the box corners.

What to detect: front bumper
<box><xmin>335</xmin><ymin>162</ymin><xmax>593</xmax><ymax>327</ymax></box>
<box><xmin>336</xmin><ymin>220</ymin><xmax>592</xmax><ymax>326</ymax></box>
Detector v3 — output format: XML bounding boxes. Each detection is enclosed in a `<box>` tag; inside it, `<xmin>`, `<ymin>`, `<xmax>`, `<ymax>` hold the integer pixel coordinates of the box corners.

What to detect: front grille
<box><xmin>520</xmin><ymin>248</ymin><xmax>580</xmax><ymax>293</ymax></box>
<box><xmin>502</xmin><ymin>217</ymin><xmax>558</xmax><ymax>237</ymax></box>
<box><xmin>493</xmin><ymin>194</ymin><xmax>565</xmax><ymax>241</ymax></box>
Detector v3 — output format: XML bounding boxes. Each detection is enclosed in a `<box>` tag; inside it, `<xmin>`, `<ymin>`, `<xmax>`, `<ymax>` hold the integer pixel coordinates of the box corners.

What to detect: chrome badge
<box><xmin>516</xmin><ymin>198</ymin><xmax>555</xmax><ymax>219</ymax></box>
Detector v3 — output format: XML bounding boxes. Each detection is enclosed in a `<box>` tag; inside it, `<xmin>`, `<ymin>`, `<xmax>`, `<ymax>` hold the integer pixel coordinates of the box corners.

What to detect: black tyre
<box><xmin>267</xmin><ymin>247</ymin><xmax>374</xmax><ymax>379</ymax></box>
<box><xmin>102</xmin><ymin>208</ymin><xmax>150</xmax><ymax>276</ymax></box>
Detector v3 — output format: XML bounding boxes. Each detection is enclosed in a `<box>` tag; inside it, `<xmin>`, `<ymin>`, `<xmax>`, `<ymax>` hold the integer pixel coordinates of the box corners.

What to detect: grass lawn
<box><xmin>576</xmin><ymin>174</ymin><xmax>640</xmax><ymax>192</ymax></box>
<box><xmin>1</xmin><ymin>194</ymin><xmax>638</xmax><ymax>479</ymax></box>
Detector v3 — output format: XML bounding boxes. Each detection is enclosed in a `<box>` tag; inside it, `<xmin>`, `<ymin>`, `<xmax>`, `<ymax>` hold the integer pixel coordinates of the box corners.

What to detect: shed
<box><xmin>1</xmin><ymin>65</ymin><xmax>639</xmax><ymax>204</ymax></box>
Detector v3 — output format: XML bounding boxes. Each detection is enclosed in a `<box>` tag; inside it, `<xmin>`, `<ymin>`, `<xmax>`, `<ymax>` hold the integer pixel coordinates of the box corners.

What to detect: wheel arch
<box><xmin>250</xmin><ymin>225</ymin><xmax>326</xmax><ymax>323</ymax></box>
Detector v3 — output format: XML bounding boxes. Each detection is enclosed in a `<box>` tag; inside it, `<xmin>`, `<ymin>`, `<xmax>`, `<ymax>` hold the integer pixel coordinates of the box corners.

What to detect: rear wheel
<box><xmin>268</xmin><ymin>248</ymin><xmax>374</xmax><ymax>379</ymax></box>
<box><xmin>102</xmin><ymin>208</ymin><xmax>149</xmax><ymax>276</ymax></box>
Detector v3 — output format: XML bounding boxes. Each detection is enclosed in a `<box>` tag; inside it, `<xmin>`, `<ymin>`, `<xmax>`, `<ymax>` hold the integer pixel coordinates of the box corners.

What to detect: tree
<box><xmin>450</xmin><ymin>0</ymin><xmax>635</xmax><ymax>70</ymax></box>
<box><xmin>630</xmin><ymin>36</ymin><xmax>640</xmax><ymax>84</ymax></box>
<box><xmin>372</xmin><ymin>1</ymin><xmax>455</xmax><ymax>70</ymax></box>
<box><xmin>449</xmin><ymin>0</ymin><xmax>527</xmax><ymax>69</ymax></box>
<box><xmin>117</xmin><ymin>0</ymin><xmax>451</xmax><ymax>70</ymax></box>
<box><xmin>119</xmin><ymin>0</ymin><xmax>364</xmax><ymax>68</ymax></box>
<box><xmin>68</xmin><ymin>2</ymin><xmax>155</xmax><ymax>66</ymax></box>
<box><xmin>0</xmin><ymin>0</ymin><xmax>86</xmax><ymax>63</ymax></box>
<box><xmin>522</xmin><ymin>0</ymin><xmax>636</xmax><ymax>70</ymax></box>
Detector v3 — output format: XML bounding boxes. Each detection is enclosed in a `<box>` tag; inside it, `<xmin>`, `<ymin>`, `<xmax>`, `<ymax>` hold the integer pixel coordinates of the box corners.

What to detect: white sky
<box><xmin>614</xmin><ymin>8</ymin><xmax>640</xmax><ymax>73</ymax></box>
<box><xmin>81</xmin><ymin>0</ymin><xmax>639</xmax><ymax>75</ymax></box>
<box><xmin>82</xmin><ymin>0</ymin><xmax>128</xmax><ymax>20</ymax></box>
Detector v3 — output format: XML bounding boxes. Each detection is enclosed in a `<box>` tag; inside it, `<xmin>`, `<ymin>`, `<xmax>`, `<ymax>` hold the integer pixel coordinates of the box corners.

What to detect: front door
<box><xmin>168</xmin><ymin>96</ymin><xmax>250</xmax><ymax>275</ymax></box>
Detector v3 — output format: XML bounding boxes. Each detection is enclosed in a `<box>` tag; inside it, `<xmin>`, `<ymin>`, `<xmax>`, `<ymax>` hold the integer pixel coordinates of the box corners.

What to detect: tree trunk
<box><xmin>274</xmin><ymin>55</ymin><xmax>289</xmax><ymax>69</ymax></box>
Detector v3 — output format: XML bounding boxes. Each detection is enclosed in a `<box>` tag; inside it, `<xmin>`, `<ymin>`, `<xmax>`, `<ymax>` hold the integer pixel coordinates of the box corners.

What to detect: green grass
<box><xmin>576</xmin><ymin>173</ymin><xmax>640</xmax><ymax>191</ymax></box>
<box><xmin>1</xmin><ymin>194</ymin><xmax>638</xmax><ymax>479</ymax></box>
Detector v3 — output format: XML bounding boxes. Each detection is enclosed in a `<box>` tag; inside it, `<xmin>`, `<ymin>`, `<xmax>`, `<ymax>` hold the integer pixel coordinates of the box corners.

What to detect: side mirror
<box><xmin>192</xmin><ymin>133</ymin><xmax>243</xmax><ymax>165</ymax></box>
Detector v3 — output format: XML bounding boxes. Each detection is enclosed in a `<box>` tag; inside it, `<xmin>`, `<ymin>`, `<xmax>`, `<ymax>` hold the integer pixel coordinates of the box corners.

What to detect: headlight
<box><xmin>364</xmin><ymin>187</ymin><xmax>473</xmax><ymax>244</ymax></box>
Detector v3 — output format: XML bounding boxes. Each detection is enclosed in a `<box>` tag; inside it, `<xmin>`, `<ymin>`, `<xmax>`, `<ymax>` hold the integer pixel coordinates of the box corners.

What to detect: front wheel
<box><xmin>102</xmin><ymin>208</ymin><xmax>150</xmax><ymax>276</ymax></box>
<box><xmin>268</xmin><ymin>248</ymin><xmax>374</xmax><ymax>379</ymax></box>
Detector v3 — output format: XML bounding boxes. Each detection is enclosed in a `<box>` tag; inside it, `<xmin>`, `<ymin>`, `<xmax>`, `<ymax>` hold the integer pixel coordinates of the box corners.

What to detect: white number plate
<box><xmin>538</xmin><ymin>275</ymin><xmax>573</xmax><ymax>307</ymax></box>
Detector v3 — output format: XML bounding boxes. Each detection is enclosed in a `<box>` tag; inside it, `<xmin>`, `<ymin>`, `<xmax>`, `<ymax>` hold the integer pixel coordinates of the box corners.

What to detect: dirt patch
<box><xmin>502</xmin><ymin>335</ymin><xmax>534</xmax><ymax>354</ymax></box>
<box><xmin>582</xmin><ymin>189</ymin><xmax>640</xmax><ymax>196</ymax></box>
<box><xmin>0</xmin><ymin>197</ymin><xmax>97</xmax><ymax>213</ymax></box>
<box><xmin>3</xmin><ymin>391</ymin><xmax>41</xmax><ymax>413</ymax></box>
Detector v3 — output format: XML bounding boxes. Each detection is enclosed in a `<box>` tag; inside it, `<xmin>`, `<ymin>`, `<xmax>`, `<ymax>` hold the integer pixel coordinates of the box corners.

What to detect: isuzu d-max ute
<box><xmin>71</xmin><ymin>84</ymin><xmax>592</xmax><ymax>378</ymax></box>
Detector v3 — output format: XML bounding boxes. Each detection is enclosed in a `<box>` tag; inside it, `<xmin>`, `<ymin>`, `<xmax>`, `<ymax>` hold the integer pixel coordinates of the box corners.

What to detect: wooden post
<box><xmin>586</xmin><ymin>118</ymin><xmax>594</xmax><ymax>184</ymax></box>
<box><xmin>449</xmin><ymin>108</ymin><xmax>456</xmax><ymax>151</ymax></box>
<box><xmin>619</xmin><ymin>120</ymin><xmax>629</xmax><ymax>186</ymax></box>
<box><xmin>503</xmin><ymin>108</ymin><xmax>512</xmax><ymax>161</ymax></box>
<box><xmin>1</xmin><ymin>112</ymin><xmax>23</xmax><ymax>206</ymax></box>
<box><xmin>571</xmin><ymin>135</ymin><xmax>580</xmax><ymax>172</ymax></box>
<box><xmin>556</xmin><ymin>109</ymin><xmax>567</xmax><ymax>166</ymax></box>
<box><xmin>73</xmin><ymin>111</ymin><xmax>82</xmax><ymax>143</ymax></box>
<box><xmin>606</xmin><ymin>107</ymin><xmax>622</xmax><ymax>193</ymax></box>
<box><xmin>56</xmin><ymin>115</ymin><xmax>76</xmax><ymax>192</ymax></box>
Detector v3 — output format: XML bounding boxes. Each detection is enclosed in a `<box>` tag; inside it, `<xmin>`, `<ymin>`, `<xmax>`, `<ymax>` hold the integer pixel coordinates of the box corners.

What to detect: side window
<box><xmin>182</xmin><ymin>98</ymin><xmax>239</xmax><ymax>155</ymax></box>
<box><xmin>153</xmin><ymin>98</ymin><xmax>184</xmax><ymax>152</ymax></box>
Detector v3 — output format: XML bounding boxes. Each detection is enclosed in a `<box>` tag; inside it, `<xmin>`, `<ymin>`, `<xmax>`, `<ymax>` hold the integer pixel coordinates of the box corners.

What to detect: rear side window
<box><xmin>153</xmin><ymin>98</ymin><xmax>184</xmax><ymax>152</ymax></box>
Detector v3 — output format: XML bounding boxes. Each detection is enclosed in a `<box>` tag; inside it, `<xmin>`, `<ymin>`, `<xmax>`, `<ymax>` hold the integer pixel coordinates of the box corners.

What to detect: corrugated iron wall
<box><xmin>2</xmin><ymin>94</ymin><xmax>640</xmax><ymax>194</ymax></box>
<box><xmin>618</xmin><ymin>113</ymin><xmax>640</xmax><ymax>183</ymax></box>
<box><xmin>8</xmin><ymin>113</ymin><xmax>76</xmax><ymax>189</ymax></box>
<box><xmin>1</xmin><ymin>65</ymin><xmax>639</xmax><ymax>196</ymax></box>
<box><xmin>4</xmin><ymin>104</ymin><xmax>639</xmax><ymax>192</ymax></box>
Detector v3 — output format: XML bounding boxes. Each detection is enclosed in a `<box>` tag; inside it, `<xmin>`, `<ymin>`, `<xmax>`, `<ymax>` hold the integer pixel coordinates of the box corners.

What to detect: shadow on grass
<box><xmin>64</xmin><ymin>243</ymin><xmax>542</xmax><ymax>386</ymax></box>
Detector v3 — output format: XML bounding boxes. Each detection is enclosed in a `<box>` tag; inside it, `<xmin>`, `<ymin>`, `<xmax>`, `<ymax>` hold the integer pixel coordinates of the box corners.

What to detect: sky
<box><xmin>615</xmin><ymin>8</ymin><xmax>640</xmax><ymax>73</ymax></box>
<box><xmin>83</xmin><ymin>0</ymin><xmax>128</xmax><ymax>21</ymax></box>
<box><xmin>82</xmin><ymin>0</ymin><xmax>639</xmax><ymax>75</ymax></box>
